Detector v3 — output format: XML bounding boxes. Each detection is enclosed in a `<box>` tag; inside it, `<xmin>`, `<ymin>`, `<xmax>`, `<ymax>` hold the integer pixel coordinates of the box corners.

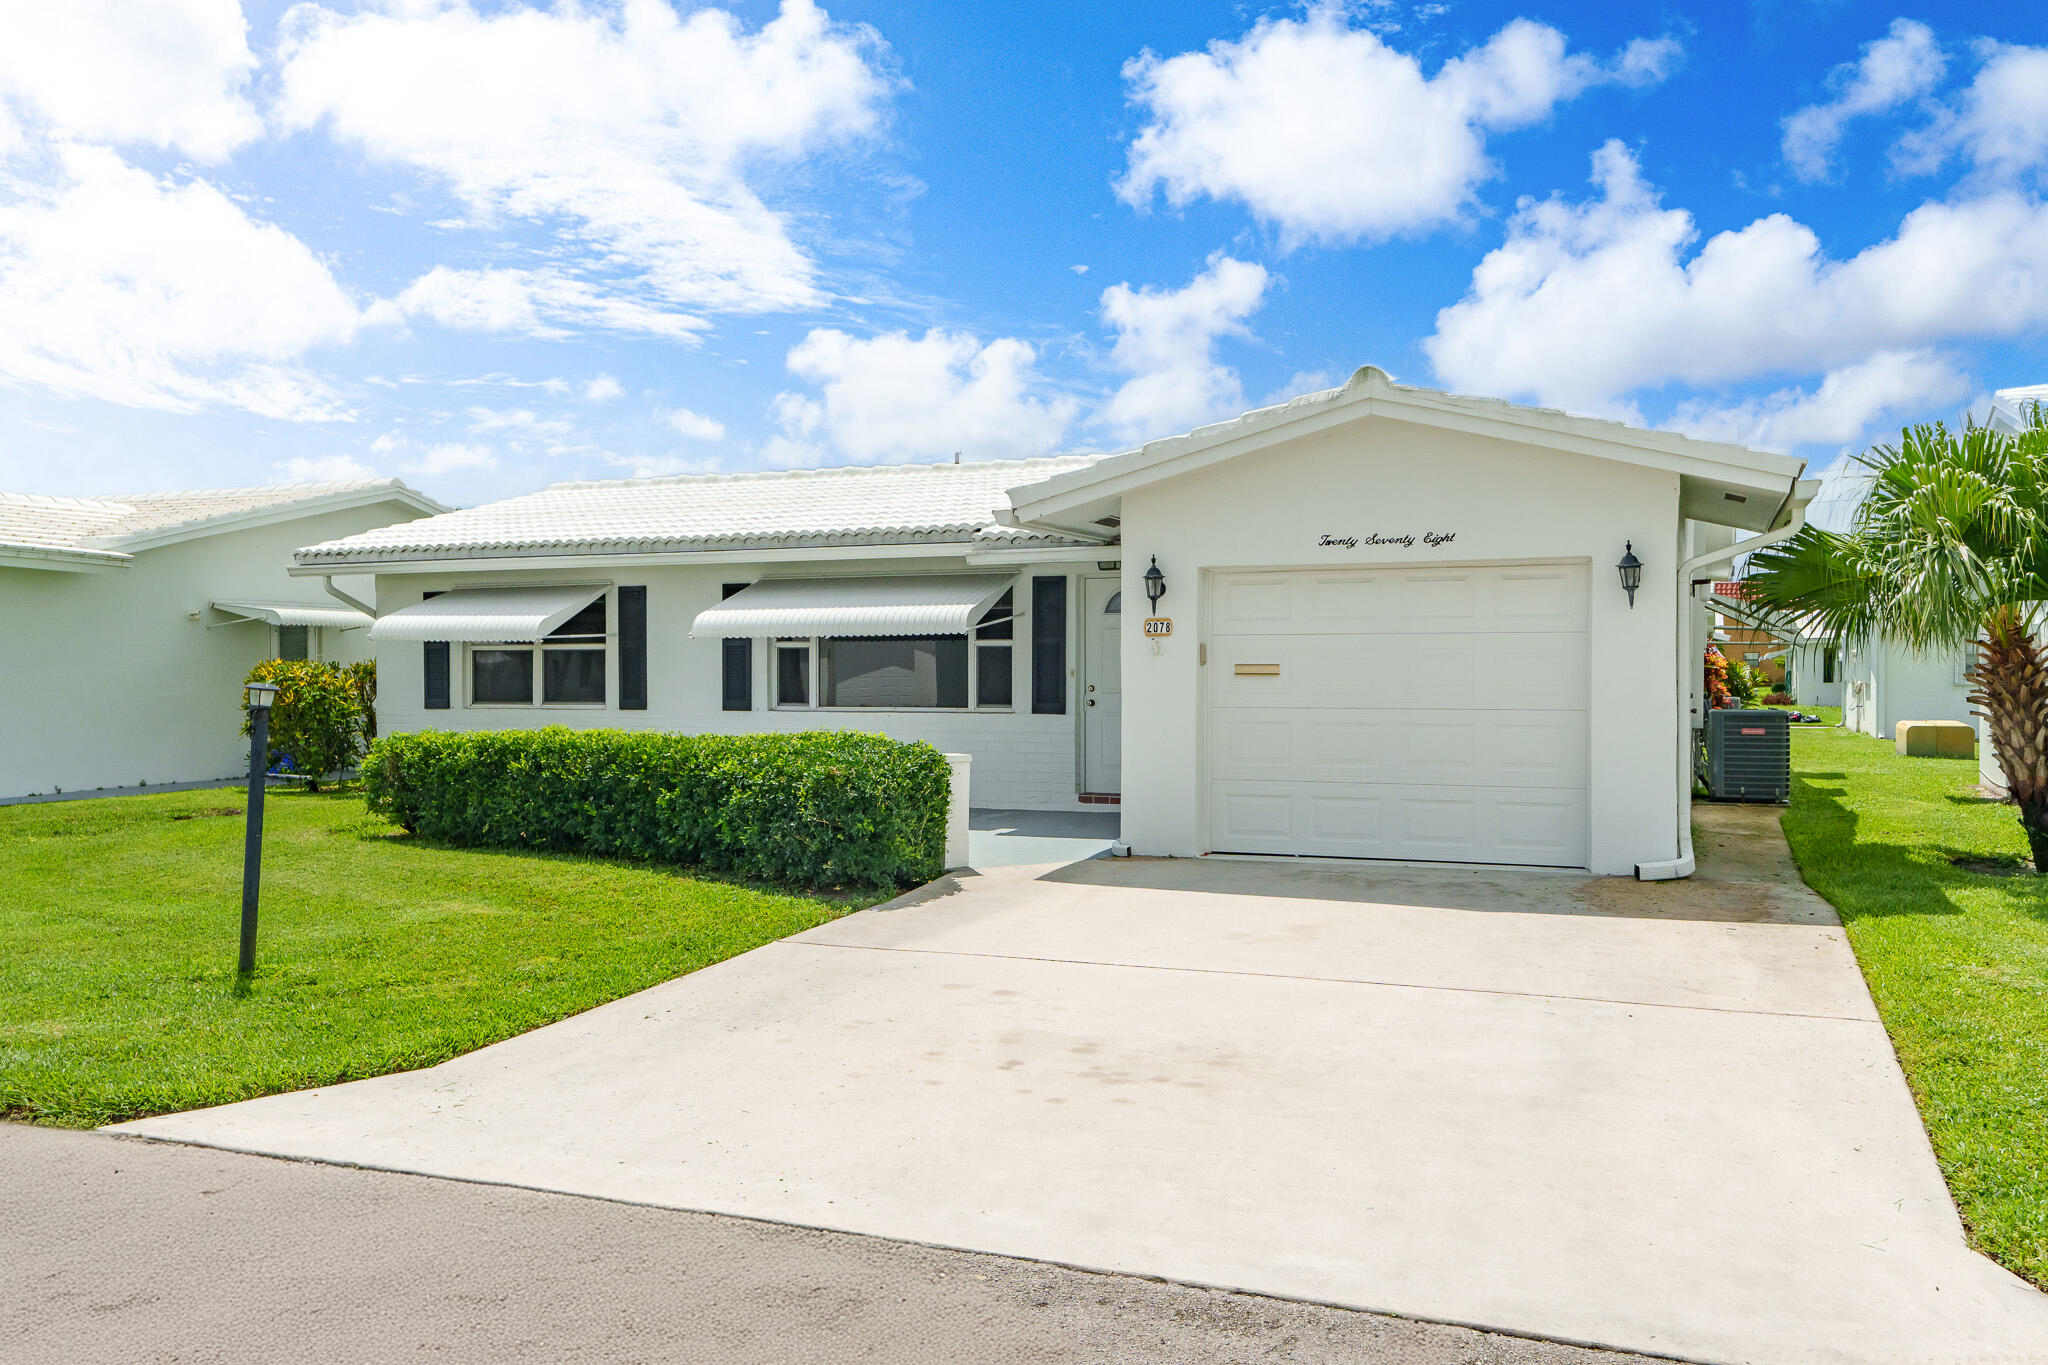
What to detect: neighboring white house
<box><xmin>1786</xmin><ymin>473</ymin><xmax>1974</xmax><ymax>737</ymax></box>
<box><xmin>292</xmin><ymin>367</ymin><xmax>1811</xmax><ymax>878</ymax></box>
<box><xmin>1</xmin><ymin>479</ymin><xmax>446</xmax><ymax>799</ymax></box>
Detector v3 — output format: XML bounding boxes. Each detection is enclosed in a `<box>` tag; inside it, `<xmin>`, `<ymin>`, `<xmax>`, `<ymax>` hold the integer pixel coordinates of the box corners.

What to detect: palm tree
<box><xmin>1743</xmin><ymin>406</ymin><xmax>2048</xmax><ymax>868</ymax></box>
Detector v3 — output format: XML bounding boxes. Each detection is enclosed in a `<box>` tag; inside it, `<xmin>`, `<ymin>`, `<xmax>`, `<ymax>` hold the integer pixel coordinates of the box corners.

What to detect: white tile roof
<box><xmin>0</xmin><ymin>480</ymin><xmax>431</xmax><ymax>562</ymax></box>
<box><xmin>296</xmin><ymin>458</ymin><xmax>1106</xmax><ymax>566</ymax></box>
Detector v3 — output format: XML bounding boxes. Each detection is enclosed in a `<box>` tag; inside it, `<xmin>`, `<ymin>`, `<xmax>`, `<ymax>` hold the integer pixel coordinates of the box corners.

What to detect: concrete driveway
<box><xmin>117</xmin><ymin>806</ymin><xmax>2048</xmax><ymax>1365</ymax></box>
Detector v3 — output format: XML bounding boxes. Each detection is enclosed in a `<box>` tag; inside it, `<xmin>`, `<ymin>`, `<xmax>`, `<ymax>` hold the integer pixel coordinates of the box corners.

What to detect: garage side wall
<box><xmin>1116</xmin><ymin>415</ymin><xmax>1682</xmax><ymax>876</ymax></box>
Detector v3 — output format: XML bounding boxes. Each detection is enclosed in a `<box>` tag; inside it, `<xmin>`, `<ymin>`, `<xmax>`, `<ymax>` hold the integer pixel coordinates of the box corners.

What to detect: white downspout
<box><xmin>1635</xmin><ymin>480</ymin><xmax>1819</xmax><ymax>881</ymax></box>
<box><xmin>319</xmin><ymin>574</ymin><xmax>377</xmax><ymax>617</ymax></box>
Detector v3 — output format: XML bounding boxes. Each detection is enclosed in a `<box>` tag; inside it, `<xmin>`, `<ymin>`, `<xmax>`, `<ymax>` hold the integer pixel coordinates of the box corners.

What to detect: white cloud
<box><xmin>604</xmin><ymin>452</ymin><xmax>724</xmax><ymax>478</ymax></box>
<box><xmin>765</xmin><ymin>328</ymin><xmax>1079</xmax><ymax>466</ymax></box>
<box><xmin>1424</xmin><ymin>140</ymin><xmax>2048</xmax><ymax>412</ymax></box>
<box><xmin>386</xmin><ymin>266</ymin><xmax>706</xmax><ymax>340</ymax></box>
<box><xmin>466</xmin><ymin>406</ymin><xmax>573</xmax><ymax>439</ymax></box>
<box><xmin>0</xmin><ymin>0</ymin><xmax>259</xmax><ymax>161</ymax></box>
<box><xmin>1099</xmin><ymin>253</ymin><xmax>1270</xmax><ymax>441</ymax></box>
<box><xmin>583</xmin><ymin>374</ymin><xmax>625</xmax><ymax>403</ymax></box>
<box><xmin>1118</xmin><ymin>9</ymin><xmax>1678</xmax><ymax>244</ymax></box>
<box><xmin>277</xmin><ymin>453</ymin><xmax>378</xmax><ymax>482</ymax></box>
<box><xmin>1896</xmin><ymin>41</ymin><xmax>2048</xmax><ymax>186</ymax></box>
<box><xmin>1668</xmin><ymin>350</ymin><xmax>1972</xmax><ymax>452</ymax></box>
<box><xmin>0</xmin><ymin>144</ymin><xmax>361</xmax><ymax>419</ymax></box>
<box><xmin>405</xmin><ymin>441</ymin><xmax>497</xmax><ymax>476</ymax></box>
<box><xmin>279</xmin><ymin>0</ymin><xmax>892</xmax><ymax>323</ymax></box>
<box><xmin>664</xmin><ymin>407</ymin><xmax>727</xmax><ymax>442</ymax></box>
<box><xmin>1781</xmin><ymin>19</ymin><xmax>1945</xmax><ymax>182</ymax></box>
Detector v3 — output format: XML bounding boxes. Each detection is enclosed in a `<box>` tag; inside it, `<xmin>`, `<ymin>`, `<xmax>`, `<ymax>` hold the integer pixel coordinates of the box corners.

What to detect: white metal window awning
<box><xmin>691</xmin><ymin>574</ymin><xmax>1016</xmax><ymax>638</ymax></box>
<box><xmin>369</xmin><ymin>584</ymin><xmax>607</xmax><ymax>642</ymax></box>
<box><xmin>211</xmin><ymin>600</ymin><xmax>374</xmax><ymax>630</ymax></box>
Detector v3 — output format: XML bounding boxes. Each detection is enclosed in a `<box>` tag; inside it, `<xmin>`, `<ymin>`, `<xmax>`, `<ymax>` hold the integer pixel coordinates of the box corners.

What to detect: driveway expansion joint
<box><xmin>784</xmin><ymin>938</ymin><xmax>1884</xmax><ymax>1024</ymax></box>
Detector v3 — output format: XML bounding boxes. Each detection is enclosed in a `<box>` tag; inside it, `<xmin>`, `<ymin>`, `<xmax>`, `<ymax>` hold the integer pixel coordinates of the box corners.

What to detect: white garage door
<box><xmin>1208</xmin><ymin>563</ymin><xmax>1590</xmax><ymax>868</ymax></box>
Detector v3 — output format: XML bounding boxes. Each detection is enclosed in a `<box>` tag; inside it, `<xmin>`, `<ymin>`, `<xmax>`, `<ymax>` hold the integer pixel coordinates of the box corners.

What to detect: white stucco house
<box><xmin>1</xmin><ymin>479</ymin><xmax>445</xmax><ymax>800</ymax></box>
<box><xmin>292</xmin><ymin>368</ymin><xmax>1814</xmax><ymax>879</ymax></box>
<box><xmin>1782</xmin><ymin>473</ymin><xmax>1973</xmax><ymax>736</ymax></box>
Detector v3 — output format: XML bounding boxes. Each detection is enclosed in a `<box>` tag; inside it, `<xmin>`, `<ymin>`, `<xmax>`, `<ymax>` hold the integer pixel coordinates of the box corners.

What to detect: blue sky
<box><xmin>1</xmin><ymin>0</ymin><xmax>2045</xmax><ymax>507</ymax></box>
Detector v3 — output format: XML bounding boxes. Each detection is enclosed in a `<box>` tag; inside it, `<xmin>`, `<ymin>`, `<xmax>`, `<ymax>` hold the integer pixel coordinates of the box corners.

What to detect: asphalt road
<box><xmin>2</xmin><ymin>1123</ymin><xmax>1667</xmax><ymax>1365</ymax></box>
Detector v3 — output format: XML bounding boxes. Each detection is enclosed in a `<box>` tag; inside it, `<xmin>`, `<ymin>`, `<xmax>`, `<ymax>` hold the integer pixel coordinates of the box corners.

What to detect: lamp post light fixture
<box><xmin>1618</xmin><ymin>542</ymin><xmax>1643</xmax><ymax>609</ymax></box>
<box><xmin>238</xmin><ymin>680</ymin><xmax>280</xmax><ymax>976</ymax></box>
<box><xmin>1143</xmin><ymin>555</ymin><xmax>1166</xmax><ymax>609</ymax></box>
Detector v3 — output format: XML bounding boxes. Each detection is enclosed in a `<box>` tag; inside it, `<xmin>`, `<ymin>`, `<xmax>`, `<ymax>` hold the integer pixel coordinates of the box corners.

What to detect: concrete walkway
<box><xmin>969</xmin><ymin>807</ymin><xmax>1119</xmax><ymax>869</ymax></box>
<box><xmin>4</xmin><ymin>1123</ymin><xmax>1667</xmax><ymax>1365</ymax></box>
<box><xmin>117</xmin><ymin>806</ymin><xmax>2048</xmax><ymax>1365</ymax></box>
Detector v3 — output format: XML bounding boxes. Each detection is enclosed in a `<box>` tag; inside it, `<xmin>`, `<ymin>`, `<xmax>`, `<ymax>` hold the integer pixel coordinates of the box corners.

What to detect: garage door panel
<box><xmin>1206</xmin><ymin>562</ymin><xmax>1588</xmax><ymax>868</ymax></box>
<box><xmin>1215</xmin><ymin>632</ymin><xmax>1588</xmax><ymax>712</ymax></box>
<box><xmin>1212</xmin><ymin>574</ymin><xmax>1295</xmax><ymax>633</ymax></box>
<box><xmin>1214</xmin><ymin>565</ymin><xmax>1587</xmax><ymax>635</ymax></box>
<box><xmin>1211</xmin><ymin>781</ymin><xmax>1589</xmax><ymax>866</ymax></box>
<box><xmin>1212</xmin><ymin>709</ymin><xmax>1587</xmax><ymax>787</ymax></box>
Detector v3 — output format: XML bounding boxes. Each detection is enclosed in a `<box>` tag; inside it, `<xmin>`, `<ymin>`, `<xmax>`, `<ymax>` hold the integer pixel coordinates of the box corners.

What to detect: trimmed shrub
<box><xmin>361</xmin><ymin>727</ymin><xmax>951</xmax><ymax>891</ymax></box>
<box><xmin>243</xmin><ymin>659</ymin><xmax>369</xmax><ymax>792</ymax></box>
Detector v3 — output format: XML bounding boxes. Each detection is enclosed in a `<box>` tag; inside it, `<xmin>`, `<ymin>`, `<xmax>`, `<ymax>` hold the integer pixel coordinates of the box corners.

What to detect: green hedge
<box><xmin>362</xmin><ymin>727</ymin><xmax>951</xmax><ymax>891</ymax></box>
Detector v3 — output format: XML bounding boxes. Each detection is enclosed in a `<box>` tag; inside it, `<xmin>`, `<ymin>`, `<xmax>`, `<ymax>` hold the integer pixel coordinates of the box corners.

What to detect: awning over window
<box><xmin>212</xmin><ymin>600</ymin><xmax>374</xmax><ymax>630</ymax></box>
<box><xmin>691</xmin><ymin>574</ymin><xmax>1015</xmax><ymax>638</ymax></box>
<box><xmin>369</xmin><ymin>584</ymin><xmax>607</xmax><ymax>642</ymax></box>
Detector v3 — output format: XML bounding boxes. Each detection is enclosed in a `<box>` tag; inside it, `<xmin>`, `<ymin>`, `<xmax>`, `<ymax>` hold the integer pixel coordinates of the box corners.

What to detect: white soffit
<box><xmin>212</xmin><ymin>600</ymin><xmax>374</xmax><ymax>630</ymax></box>
<box><xmin>692</xmin><ymin>574</ymin><xmax>1015</xmax><ymax>638</ymax></box>
<box><xmin>370</xmin><ymin>584</ymin><xmax>606</xmax><ymax>642</ymax></box>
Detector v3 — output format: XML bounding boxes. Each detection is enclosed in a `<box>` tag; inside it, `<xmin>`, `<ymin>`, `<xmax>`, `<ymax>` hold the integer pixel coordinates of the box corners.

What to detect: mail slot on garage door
<box><xmin>1234</xmin><ymin>663</ymin><xmax>1280</xmax><ymax>676</ymax></box>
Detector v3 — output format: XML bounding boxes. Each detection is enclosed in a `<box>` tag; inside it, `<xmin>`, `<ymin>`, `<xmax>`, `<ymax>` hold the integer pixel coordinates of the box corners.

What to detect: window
<box><xmin>770</xmin><ymin>586</ymin><xmax>1016</xmax><ymax>711</ymax></box>
<box><xmin>468</xmin><ymin>592</ymin><xmax>608</xmax><ymax>706</ymax></box>
<box><xmin>1823</xmin><ymin>649</ymin><xmax>1837</xmax><ymax>684</ymax></box>
<box><xmin>277</xmin><ymin>624</ymin><xmax>310</xmax><ymax>660</ymax></box>
<box><xmin>776</xmin><ymin>640</ymin><xmax>810</xmax><ymax>706</ymax></box>
<box><xmin>975</xmin><ymin>589</ymin><xmax>1013</xmax><ymax>708</ymax></box>
<box><xmin>822</xmin><ymin>636</ymin><xmax>969</xmax><ymax>708</ymax></box>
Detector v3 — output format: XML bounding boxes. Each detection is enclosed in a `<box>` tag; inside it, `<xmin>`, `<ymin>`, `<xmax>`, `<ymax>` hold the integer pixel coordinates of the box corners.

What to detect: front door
<box><xmin>1084</xmin><ymin>576</ymin><xmax>1123</xmax><ymax>794</ymax></box>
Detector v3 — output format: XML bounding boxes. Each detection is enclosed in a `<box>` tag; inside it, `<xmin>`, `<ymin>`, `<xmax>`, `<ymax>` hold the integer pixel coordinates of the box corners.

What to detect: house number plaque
<box><xmin>1143</xmin><ymin>617</ymin><xmax>1172</xmax><ymax>637</ymax></box>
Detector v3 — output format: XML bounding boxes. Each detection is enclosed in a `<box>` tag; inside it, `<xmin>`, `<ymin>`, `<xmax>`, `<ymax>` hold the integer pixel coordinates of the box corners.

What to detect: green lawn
<box><xmin>0</xmin><ymin>786</ymin><xmax>876</xmax><ymax>1129</ymax></box>
<box><xmin>1781</xmin><ymin>726</ymin><xmax>2048</xmax><ymax>1286</ymax></box>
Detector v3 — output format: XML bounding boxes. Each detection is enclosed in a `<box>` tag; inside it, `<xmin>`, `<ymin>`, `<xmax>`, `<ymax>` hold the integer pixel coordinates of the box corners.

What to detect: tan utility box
<box><xmin>1895</xmin><ymin>720</ymin><xmax>1976</xmax><ymax>757</ymax></box>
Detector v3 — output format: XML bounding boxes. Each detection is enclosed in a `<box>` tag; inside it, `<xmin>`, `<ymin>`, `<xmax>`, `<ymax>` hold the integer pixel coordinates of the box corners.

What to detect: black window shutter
<box><xmin>618</xmin><ymin>586</ymin><xmax>648</xmax><ymax>711</ymax></box>
<box><xmin>421</xmin><ymin>590</ymin><xmax>450</xmax><ymax>710</ymax></box>
<box><xmin>720</xmin><ymin>582</ymin><xmax>751</xmax><ymax>712</ymax></box>
<box><xmin>1031</xmin><ymin>575</ymin><xmax>1067</xmax><ymax>714</ymax></box>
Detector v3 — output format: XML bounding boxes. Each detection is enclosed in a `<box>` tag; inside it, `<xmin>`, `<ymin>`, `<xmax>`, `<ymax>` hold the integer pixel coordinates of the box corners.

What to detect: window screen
<box><xmin>277</xmin><ymin>624</ymin><xmax>310</xmax><ymax>660</ymax></box>
<box><xmin>544</xmin><ymin>649</ymin><xmax>605</xmax><ymax>704</ymax></box>
<box><xmin>820</xmin><ymin>636</ymin><xmax>968</xmax><ymax>708</ymax></box>
<box><xmin>472</xmin><ymin>649</ymin><xmax>533</xmax><ymax>704</ymax></box>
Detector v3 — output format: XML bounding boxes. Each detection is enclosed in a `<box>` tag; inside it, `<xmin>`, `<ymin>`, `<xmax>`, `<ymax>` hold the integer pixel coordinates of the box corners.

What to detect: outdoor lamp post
<box><xmin>1617</xmin><ymin>542</ymin><xmax>1643</xmax><ymax>609</ymax></box>
<box><xmin>1143</xmin><ymin>555</ymin><xmax>1166</xmax><ymax>609</ymax></box>
<box><xmin>238</xmin><ymin>680</ymin><xmax>280</xmax><ymax>976</ymax></box>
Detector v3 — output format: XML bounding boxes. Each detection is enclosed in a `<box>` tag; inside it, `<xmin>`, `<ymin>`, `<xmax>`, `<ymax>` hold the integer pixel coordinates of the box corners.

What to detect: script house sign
<box><xmin>1318</xmin><ymin>531</ymin><xmax>1457</xmax><ymax>550</ymax></box>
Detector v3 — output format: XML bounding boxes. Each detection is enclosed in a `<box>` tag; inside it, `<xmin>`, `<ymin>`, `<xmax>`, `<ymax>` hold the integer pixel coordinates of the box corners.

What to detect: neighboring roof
<box><xmin>0</xmin><ymin>479</ymin><xmax>447</xmax><ymax>571</ymax></box>
<box><xmin>691</xmin><ymin>573</ymin><xmax>1015</xmax><ymax>638</ymax></box>
<box><xmin>296</xmin><ymin>458</ymin><xmax>1105</xmax><ymax>568</ymax></box>
<box><xmin>1004</xmin><ymin>366</ymin><xmax>1809</xmax><ymax>536</ymax></box>
<box><xmin>1991</xmin><ymin>383</ymin><xmax>2047</xmax><ymax>435</ymax></box>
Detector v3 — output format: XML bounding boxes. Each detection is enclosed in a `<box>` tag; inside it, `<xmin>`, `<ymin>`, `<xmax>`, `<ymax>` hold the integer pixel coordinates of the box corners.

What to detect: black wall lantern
<box><xmin>1617</xmin><ymin>542</ymin><xmax>1643</xmax><ymax>608</ymax></box>
<box><xmin>1143</xmin><ymin>555</ymin><xmax>1166</xmax><ymax>609</ymax></box>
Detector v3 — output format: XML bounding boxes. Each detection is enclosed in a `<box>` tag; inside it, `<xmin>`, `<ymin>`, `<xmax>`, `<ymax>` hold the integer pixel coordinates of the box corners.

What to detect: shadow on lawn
<box><xmin>1790</xmin><ymin>772</ymin><xmax>2048</xmax><ymax>918</ymax></box>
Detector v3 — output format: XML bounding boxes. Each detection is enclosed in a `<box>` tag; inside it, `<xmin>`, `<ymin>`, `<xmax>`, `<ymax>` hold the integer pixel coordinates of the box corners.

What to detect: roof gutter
<box><xmin>1635</xmin><ymin>477</ymin><xmax>1820</xmax><ymax>883</ymax></box>
<box><xmin>989</xmin><ymin>506</ymin><xmax>1115</xmax><ymax>545</ymax></box>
